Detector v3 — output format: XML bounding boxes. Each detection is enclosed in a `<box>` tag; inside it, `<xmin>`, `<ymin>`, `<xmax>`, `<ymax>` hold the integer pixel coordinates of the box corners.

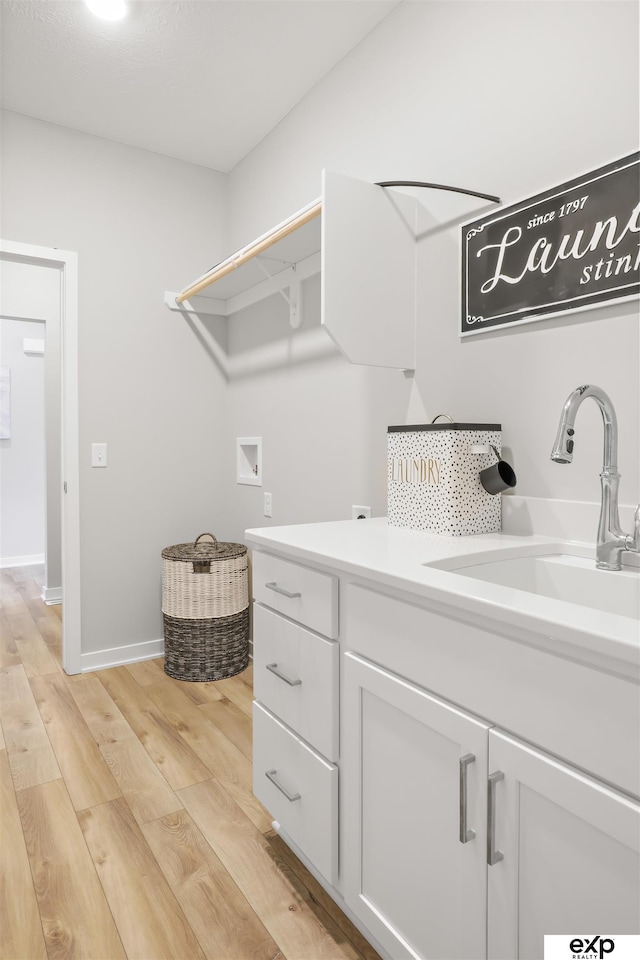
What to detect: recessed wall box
<box><xmin>237</xmin><ymin>437</ymin><xmax>262</xmax><ymax>486</ymax></box>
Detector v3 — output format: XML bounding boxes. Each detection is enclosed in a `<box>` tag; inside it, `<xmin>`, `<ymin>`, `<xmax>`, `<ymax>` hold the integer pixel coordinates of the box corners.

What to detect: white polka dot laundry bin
<box><xmin>387</xmin><ymin>419</ymin><xmax>503</xmax><ymax>535</ymax></box>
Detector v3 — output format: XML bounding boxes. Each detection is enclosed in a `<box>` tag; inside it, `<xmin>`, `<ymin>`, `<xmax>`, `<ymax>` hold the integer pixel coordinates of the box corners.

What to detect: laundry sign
<box><xmin>461</xmin><ymin>152</ymin><xmax>640</xmax><ymax>336</ymax></box>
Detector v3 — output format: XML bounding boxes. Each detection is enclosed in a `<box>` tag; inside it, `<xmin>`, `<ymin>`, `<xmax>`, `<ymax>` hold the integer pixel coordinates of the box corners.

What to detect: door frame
<box><xmin>1</xmin><ymin>239</ymin><xmax>81</xmax><ymax>674</ymax></box>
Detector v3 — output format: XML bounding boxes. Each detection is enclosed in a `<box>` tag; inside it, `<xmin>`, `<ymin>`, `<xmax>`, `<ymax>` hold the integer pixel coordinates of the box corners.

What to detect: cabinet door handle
<box><xmin>459</xmin><ymin>753</ymin><xmax>476</xmax><ymax>843</ymax></box>
<box><xmin>487</xmin><ymin>770</ymin><xmax>505</xmax><ymax>865</ymax></box>
<box><xmin>266</xmin><ymin>662</ymin><xmax>302</xmax><ymax>687</ymax></box>
<box><xmin>265</xmin><ymin>582</ymin><xmax>301</xmax><ymax>599</ymax></box>
<box><xmin>265</xmin><ymin>769</ymin><xmax>301</xmax><ymax>802</ymax></box>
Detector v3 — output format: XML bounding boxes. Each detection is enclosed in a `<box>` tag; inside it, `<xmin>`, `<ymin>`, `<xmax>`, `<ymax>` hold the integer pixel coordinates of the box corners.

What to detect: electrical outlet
<box><xmin>352</xmin><ymin>504</ymin><xmax>371</xmax><ymax>520</ymax></box>
<box><xmin>264</xmin><ymin>492</ymin><xmax>272</xmax><ymax>518</ymax></box>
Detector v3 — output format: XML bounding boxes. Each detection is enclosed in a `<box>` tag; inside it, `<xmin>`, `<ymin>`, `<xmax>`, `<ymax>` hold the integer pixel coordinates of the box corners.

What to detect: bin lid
<box><xmin>388</xmin><ymin>422</ymin><xmax>501</xmax><ymax>432</ymax></box>
<box><xmin>162</xmin><ymin>533</ymin><xmax>246</xmax><ymax>562</ymax></box>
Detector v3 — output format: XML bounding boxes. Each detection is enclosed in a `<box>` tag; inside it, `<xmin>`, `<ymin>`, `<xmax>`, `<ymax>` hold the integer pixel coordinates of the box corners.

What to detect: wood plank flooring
<box><xmin>0</xmin><ymin>566</ymin><xmax>380</xmax><ymax>960</ymax></box>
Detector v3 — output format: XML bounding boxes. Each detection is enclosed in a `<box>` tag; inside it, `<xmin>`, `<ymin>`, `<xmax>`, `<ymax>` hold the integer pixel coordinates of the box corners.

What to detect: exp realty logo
<box><xmin>545</xmin><ymin>935</ymin><xmax>640</xmax><ymax>960</ymax></box>
<box><xmin>569</xmin><ymin>936</ymin><xmax>615</xmax><ymax>959</ymax></box>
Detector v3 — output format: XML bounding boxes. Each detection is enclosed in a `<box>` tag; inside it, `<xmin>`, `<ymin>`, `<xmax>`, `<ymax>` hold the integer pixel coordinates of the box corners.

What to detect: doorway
<box><xmin>1</xmin><ymin>269</ymin><xmax>58</xmax><ymax>592</ymax></box>
<box><xmin>0</xmin><ymin>240</ymin><xmax>81</xmax><ymax>673</ymax></box>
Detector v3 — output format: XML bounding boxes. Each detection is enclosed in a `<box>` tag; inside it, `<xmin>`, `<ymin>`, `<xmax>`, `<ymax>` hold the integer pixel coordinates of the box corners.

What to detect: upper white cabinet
<box><xmin>321</xmin><ymin>169</ymin><xmax>416</xmax><ymax>369</ymax></box>
<box><xmin>167</xmin><ymin>169</ymin><xmax>417</xmax><ymax>370</ymax></box>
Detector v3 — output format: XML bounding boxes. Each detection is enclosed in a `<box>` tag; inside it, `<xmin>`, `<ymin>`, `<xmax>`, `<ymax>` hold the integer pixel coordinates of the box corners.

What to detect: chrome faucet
<box><xmin>551</xmin><ymin>385</ymin><xmax>640</xmax><ymax>571</ymax></box>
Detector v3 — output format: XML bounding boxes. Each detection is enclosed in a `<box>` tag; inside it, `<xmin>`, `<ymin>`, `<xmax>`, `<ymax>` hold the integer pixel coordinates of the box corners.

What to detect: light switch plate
<box><xmin>91</xmin><ymin>443</ymin><xmax>107</xmax><ymax>467</ymax></box>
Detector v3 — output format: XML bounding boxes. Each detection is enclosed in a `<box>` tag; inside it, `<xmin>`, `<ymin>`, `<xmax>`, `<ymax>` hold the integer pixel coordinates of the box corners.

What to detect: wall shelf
<box><xmin>165</xmin><ymin>213</ymin><xmax>321</xmax><ymax>324</ymax></box>
<box><xmin>176</xmin><ymin>199</ymin><xmax>321</xmax><ymax>304</ymax></box>
<box><xmin>166</xmin><ymin>169</ymin><xmax>500</xmax><ymax>372</ymax></box>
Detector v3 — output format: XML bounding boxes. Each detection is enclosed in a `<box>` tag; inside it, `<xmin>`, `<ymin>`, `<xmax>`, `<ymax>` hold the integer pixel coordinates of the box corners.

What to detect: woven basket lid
<box><xmin>162</xmin><ymin>532</ymin><xmax>247</xmax><ymax>562</ymax></box>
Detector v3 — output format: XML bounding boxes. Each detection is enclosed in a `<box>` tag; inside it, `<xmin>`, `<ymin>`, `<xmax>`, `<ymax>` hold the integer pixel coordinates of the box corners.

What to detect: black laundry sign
<box><xmin>461</xmin><ymin>152</ymin><xmax>640</xmax><ymax>335</ymax></box>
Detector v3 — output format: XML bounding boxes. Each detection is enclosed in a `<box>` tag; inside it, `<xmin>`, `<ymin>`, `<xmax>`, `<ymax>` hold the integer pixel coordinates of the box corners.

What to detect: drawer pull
<box><xmin>265</xmin><ymin>769</ymin><xmax>301</xmax><ymax>802</ymax></box>
<box><xmin>459</xmin><ymin>753</ymin><xmax>476</xmax><ymax>844</ymax></box>
<box><xmin>265</xmin><ymin>581</ymin><xmax>302</xmax><ymax>599</ymax></box>
<box><xmin>266</xmin><ymin>662</ymin><xmax>302</xmax><ymax>687</ymax></box>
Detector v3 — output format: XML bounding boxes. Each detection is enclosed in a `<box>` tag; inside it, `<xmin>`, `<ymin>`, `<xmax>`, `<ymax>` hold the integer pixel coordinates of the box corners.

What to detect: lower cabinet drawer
<box><xmin>253</xmin><ymin>701</ymin><xmax>338</xmax><ymax>885</ymax></box>
<box><xmin>253</xmin><ymin>603</ymin><xmax>339</xmax><ymax>761</ymax></box>
<box><xmin>252</xmin><ymin>550</ymin><xmax>338</xmax><ymax>639</ymax></box>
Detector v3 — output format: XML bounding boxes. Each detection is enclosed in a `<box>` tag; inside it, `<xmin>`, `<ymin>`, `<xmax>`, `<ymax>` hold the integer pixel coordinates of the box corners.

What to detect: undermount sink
<box><xmin>426</xmin><ymin>547</ymin><xmax>640</xmax><ymax>620</ymax></box>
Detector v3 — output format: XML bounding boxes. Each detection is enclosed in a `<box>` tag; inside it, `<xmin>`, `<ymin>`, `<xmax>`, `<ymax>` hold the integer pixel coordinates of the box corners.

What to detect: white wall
<box><xmin>225</xmin><ymin>0</ymin><xmax>640</xmax><ymax>542</ymax></box>
<box><xmin>223</xmin><ymin>272</ymin><xmax>410</xmax><ymax>537</ymax></box>
<box><xmin>1</xmin><ymin>112</ymin><xmax>229</xmax><ymax>658</ymax></box>
<box><xmin>1</xmin><ymin>0</ymin><xmax>638</xmax><ymax>664</ymax></box>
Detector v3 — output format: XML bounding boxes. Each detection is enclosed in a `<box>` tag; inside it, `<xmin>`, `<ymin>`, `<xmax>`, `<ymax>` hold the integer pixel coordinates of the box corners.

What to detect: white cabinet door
<box><xmin>321</xmin><ymin>169</ymin><xmax>416</xmax><ymax>369</ymax></box>
<box><xmin>487</xmin><ymin>729</ymin><xmax>640</xmax><ymax>960</ymax></box>
<box><xmin>343</xmin><ymin>653</ymin><xmax>490</xmax><ymax>960</ymax></box>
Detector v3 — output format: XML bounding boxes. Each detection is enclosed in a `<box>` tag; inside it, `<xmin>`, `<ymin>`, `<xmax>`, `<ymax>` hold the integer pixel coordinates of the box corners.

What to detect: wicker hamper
<box><xmin>161</xmin><ymin>532</ymin><xmax>249</xmax><ymax>681</ymax></box>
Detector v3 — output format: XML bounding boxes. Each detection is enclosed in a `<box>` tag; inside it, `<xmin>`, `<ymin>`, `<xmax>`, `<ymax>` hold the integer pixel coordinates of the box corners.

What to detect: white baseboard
<box><xmin>0</xmin><ymin>553</ymin><xmax>45</xmax><ymax>569</ymax></box>
<box><xmin>80</xmin><ymin>638</ymin><xmax>164</xmax><ymax>674</ymax></box>
<box><xmin>42</xmin><ymin>586</ymin><xmax>62</xmax><ymax>605</ymax></box>
<box><xmin>76</xmin><ymin>639</ymin><xmax>252</xmax><ymax>676</ymax></box>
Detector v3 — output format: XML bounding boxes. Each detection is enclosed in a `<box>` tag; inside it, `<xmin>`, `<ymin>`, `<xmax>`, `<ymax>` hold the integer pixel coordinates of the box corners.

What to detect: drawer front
<box><xmin>252</xmin><ymin>550</ymin><xmax>338</xmax><ymax>638</ymax></box>
<box><xmin>253</xmin><ymin>701</ymin><xmax>338</xmax><ymax>884</ymax></box>
<box><xmin>253</xmin><ymin>604</ymin><xmax>338</xmax><ymax>761</ymax></box>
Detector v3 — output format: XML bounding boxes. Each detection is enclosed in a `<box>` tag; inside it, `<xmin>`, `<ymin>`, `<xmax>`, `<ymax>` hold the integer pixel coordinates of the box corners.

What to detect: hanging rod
<box><xmin>376</xmin><ymin>180</ymin><xmax>501</xmax><ymax>204</ymax></box>
<box><xmin>175</xmin><ymin>198</ymin><xmax>322</xmax><ymax>304</ymax></box>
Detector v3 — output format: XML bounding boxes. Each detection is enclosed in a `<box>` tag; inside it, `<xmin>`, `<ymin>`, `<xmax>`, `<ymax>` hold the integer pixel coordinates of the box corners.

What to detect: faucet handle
<box><xmin>629</xmin><ymin>505</ymin><xmax>640</xmax><ymax>553</ymax></box>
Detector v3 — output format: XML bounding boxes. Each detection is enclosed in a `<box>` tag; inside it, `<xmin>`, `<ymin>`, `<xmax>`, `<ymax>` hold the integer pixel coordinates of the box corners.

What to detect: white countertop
<box><xmin>245</xmin><ymin>517</ymin><xmax>639</xmax><ymax>680</ymax></box>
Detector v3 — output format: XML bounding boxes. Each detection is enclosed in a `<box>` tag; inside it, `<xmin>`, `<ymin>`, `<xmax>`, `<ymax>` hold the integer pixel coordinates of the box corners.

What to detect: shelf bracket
<box><xmin>254</xmin><ymin>256</ymin><xmax>301</xmax><ymax>329</ymax></box>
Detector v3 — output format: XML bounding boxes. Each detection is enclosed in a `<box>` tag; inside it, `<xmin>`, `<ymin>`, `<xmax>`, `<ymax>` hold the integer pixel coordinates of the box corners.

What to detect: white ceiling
<box><xmin>0</xmin><ymin>0</ymin><xmax>400</xmax><ymax>172</ymax></box>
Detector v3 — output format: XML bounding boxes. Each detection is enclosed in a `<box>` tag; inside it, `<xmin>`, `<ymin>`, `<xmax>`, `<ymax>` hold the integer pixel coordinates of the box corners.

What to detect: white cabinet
<box><xmin>342</xmin><ymin>652</ymin><xmax>490</xmax><ymax>960</ymax></box>
<box><xmin>246</xmin><ymin>532</ymin><xmax>640</xmax><ymax>960</ymax></box>
<box><xmin>321</xmin><ymin>169</ymin><xmax>416</xmax><ymax>369</ymax></box>
<box><xmin>342</xmin><ymin>649</ymin><xmax>640</xmax><ymax>960</ymax></box>
<box><xmin>487</xmin><ymin>729</ymin><xmax>640</xmax><ymax>960</ymax></box>
<box><xmin>251</xmin><ymin>550</ymin><xmax>339</xmax><ymax>886</ymax></box>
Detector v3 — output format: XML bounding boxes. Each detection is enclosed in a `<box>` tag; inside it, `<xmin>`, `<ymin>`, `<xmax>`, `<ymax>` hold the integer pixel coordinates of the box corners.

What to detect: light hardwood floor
<box><xmin>0</xmin><ymin>566</ymin><xmax>380</xmax><ymax>960</ymax></box>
